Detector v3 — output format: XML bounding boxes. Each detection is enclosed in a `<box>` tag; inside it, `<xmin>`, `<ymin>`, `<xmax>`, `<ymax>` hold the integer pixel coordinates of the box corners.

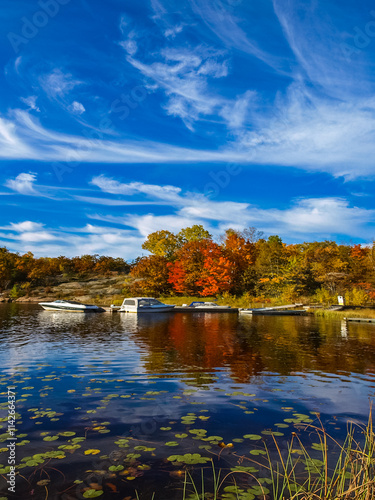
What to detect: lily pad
<box><xmin>43</xmin><ymin>435</ymin><xmax>59</xmax><ymax>441</ymax></box>
<box><xmin>84</xmin><ymin>449</ymin><xmax>101</xmax><ymax>455</ymax></box>
<box><xmin>83</xmin><ymin>490</ymin><xmax>103</xmax><ymax>498</ymax></box>
<box><xmin>108</xmin><ymin>465</ymin><xmax>124</xmax><ymax>471</ymax></box>
<box><xmin>167</xmin><ymin>453</ymin><xmax>211</xmax><ymax>465</ymax></box>
<box><xmin>243</xmin><ymin>434</ymin><xmax>261</xmax><ymax>440</ymax></box>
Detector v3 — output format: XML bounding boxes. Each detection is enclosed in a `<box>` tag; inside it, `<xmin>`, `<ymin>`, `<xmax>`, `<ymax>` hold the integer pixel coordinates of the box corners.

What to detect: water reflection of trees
<box><xmin>126</xmin><ymin>313</ymin><xmax>375</xmax><ymax>385</ymax></box>
<box><xmin>1</xmin><ymin>306</ymin><xmax>375</xmax><ymax>387</ymax></box>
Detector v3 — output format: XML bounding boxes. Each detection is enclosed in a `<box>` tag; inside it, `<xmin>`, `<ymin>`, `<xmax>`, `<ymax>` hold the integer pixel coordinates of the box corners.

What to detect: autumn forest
<box><xmin>1</xmin><ymin>225</ymin><xmax>375</xmax><ymax>305</ymax></box>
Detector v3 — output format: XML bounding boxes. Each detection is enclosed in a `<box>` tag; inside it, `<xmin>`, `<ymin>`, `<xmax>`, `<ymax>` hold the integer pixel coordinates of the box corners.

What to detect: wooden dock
<box><xmin>252</xmin><ymin>309</ymin><xmax>307</xmax><ymax>316</ymax></box>
<box><xmin>257</xmin><ymin>303</ymin><xmax>303</xmax><ymax>311</ymax></box>
<box><xmin>344</xmin><ymin>317</ymin><xmax>375</xmax><ymax>323</ymax></box>
<box><xmin>239</xmin><ymin>303</ymin><xmax>306</xmax><ymax>316</ymax></box>
<box><xmin>240</xmin><ymin>309</ymin><xmax>307</xmax><ymax>316</ymax></box>
<box><xmin>103</xmin><ymin>306</ymin><xmax>237</xmax><ymax>313</ymax></box>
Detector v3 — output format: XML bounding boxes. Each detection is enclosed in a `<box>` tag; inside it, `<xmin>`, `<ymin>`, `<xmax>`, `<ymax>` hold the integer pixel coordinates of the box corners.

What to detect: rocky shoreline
<box><xmin>0</xmin><ymin>274</ymin><xmax>127</xmax><ymax>306</ymax></box>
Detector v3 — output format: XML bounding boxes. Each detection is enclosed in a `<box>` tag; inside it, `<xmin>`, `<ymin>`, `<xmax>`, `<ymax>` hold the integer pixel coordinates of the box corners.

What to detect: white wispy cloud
<box><xmin>272</xmin><ymin>0</ymin><xmax>371</xmax><ymax>99</ymax></box>
<box><xmin>5</xmin><ymin>173</ymin><xmax>372</xmax><ymax>244</ymax></box>
<box><xmin>87</xmin><ymin>177</ymin><xmax>375</xmax><ymax>241</ymax></box>
<box><xmin>119</xmin><ymin>14</ymin><xmax>139</xmax><ymax>55</ymax></box>
<box><xmin>17</xmin><ymin>231</ymin><xmax>56</xmax><ymax>242</ymax></box>
<box><xmin>2</xmin><ymin>100</ymin><xmax>375</xmax><ymax>178</ymax></box>
<box><xmin>40</xmin><ymin>68</ymin><xmax>83</xmax><ymax>100</ymax></box>
<box><xmin>244</xmin><ymin>197</ymin><xmax>375</xmax><ymax>239</ymax></box>
<box><xmin>164</xmin><ymin>24</ymin><xmax>184</xmax><ymax>38</ymax></box>
<box><xmin>91</xmin><ymin>175</ymin><xmax>182</xmax><ymax>202</ymax></box>
<box><xmin>126</xmin><ymin>46</ymin><xmax>243</xmax><ymax>130</ymax></box>
<box><xmin>10</xmin><ymin>221</ymin><xmax>45</xmax><ymax>232</ymax></box>
<box><xmin>186</xmin><ymin>0</ymin><xmax>287</xmax><ymax>72</ymax></box>
<box><xmin>68</xmin><ymin>101</ymin><xmax>85</xmax><ymax>115</ymax></box>
<box><xmin>0</xmin><ymin>116</ymin><xmax>34</xmax><ymax>158</ymax></box>
<box><xmin>5</xmin><ymin>172</ymin><xmax>38</xmax><ymax>195</ymax></box>
<box><xmin>1</xmin><ymin>221</ymin><xmax>145</xmax><ymax>259</ymax></box>
<box><xmin>121</xmin><ymin>213</ymin><xmax>202</xmax><ymax>237</ymax></box>
<box><xmin>2</xmin><ymin>187</ymin><xmax>374</xmax><ymax>259</ymax></box>
<box><xmin>3</xmin><ymin>0</ymin><xmax>375</xmax><ymax>181</ymax></box>
<box><xmin>120</xmin><ymin>38</ymin><xmax>138</xmax><ymax>56</ymax></box>
<box><xmin>74</xmin><ymin>196</ymin><xmax>166</xmax><ymax>206</ymax></box>
<box><xmin>20</xmin><ymin>96</ymin><xmax>40</xmax><ymax>112</ymax></box>
<box><xmin>220</xmin><ymin>91</ymin><xmax>255</xmax><ymax>129</ymax></box>
<box><xmin>238</xmin><ymin>84</ymin><xmax>375</xmax><ymax>178</ymax></box>
<box><xmin>0</xmin><ymin>109</ymin><xmax>245</xmax><ymax>163</ymax></box>
<box><xmin>88</xmin><ymin>194</ymin><xmax>374</xmax><ymax>244</ymax></box>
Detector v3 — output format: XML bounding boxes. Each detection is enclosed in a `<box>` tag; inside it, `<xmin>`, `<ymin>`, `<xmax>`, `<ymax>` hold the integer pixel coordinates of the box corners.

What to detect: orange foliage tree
<box><xmin>168</xmin><ymin>240</ymin><xmax>233</xmax><ymax>296</ymax></box>
<box><xmin>131</xmin><ymin>255</ymin><xmax>172</xmax><ymax>296</ymax></box>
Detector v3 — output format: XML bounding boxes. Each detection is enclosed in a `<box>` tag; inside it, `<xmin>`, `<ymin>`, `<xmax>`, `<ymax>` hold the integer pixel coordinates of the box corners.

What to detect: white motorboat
<box><xmin>38</xmin><ymin>300</ymin><xmax>104</xmax><ymax>312</ymax></box>
<box><xmin>118</xmin><ymin>297</ymin><xmax>175</xmax><ymax>313</ymax></box>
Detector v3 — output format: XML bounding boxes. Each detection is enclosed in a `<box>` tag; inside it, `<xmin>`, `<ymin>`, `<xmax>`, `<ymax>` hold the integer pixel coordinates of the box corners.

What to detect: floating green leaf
<box><xmin>250</xmin><ymin>449</ymin><xmax>266</xmax><ymax>455</ymax></box>
<box><xmin>230</xmin><ymin>465</ymin><xmax>259</xmax><ymax>473</ymax></box>
<box><xmin>243</xmin><ymin>434</ymin><xmax>261</xmax><ymax>440</ymax></box>
<box><xmin>83</xmin><ymin>490</ymin><xmax>103</xmax><ymax>498</ymax></box>
<box><xmin>311</xmin><ymin>442</ymin><xmax>326</xmax><ymax>451</ymax></box>
<box><xmin>108</xmin><ymin>465</ymin><xmax>124</xmax><ymax>471</ymax></box>
<box><xmin>43</xmin><ymin>435</ymin><xmax>59</xmax><ymax>441</ymax></box>
<box><xmin>167</xmin><ymin>453</ymin><xmax>211</xmax><ymax>464</ymax></box>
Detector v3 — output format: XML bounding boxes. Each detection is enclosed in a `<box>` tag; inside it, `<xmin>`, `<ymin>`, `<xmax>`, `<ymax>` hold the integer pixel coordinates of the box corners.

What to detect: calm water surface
<box><xmin>0</xmin><ymin>304</ymin><xmax>375</xmax><ymax>499</ymax></box>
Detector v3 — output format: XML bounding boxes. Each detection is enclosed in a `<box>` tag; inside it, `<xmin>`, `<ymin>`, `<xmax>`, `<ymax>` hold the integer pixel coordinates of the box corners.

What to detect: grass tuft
<box><xmin>180</xmin><ymin>409</ymin><xmax>375</xmax><ymax>500</ymax></box>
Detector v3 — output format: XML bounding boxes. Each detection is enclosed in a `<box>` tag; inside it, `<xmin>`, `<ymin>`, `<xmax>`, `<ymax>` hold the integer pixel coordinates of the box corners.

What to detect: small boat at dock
<box><xmin>118</xmin><ymin>297</ymin><xmax>175</xmax><ymax>313</ymax></box>
<box><xmin>39</xmin><ymin>300</ymin><xmax>104</xmax><ymax>312</ymax></box>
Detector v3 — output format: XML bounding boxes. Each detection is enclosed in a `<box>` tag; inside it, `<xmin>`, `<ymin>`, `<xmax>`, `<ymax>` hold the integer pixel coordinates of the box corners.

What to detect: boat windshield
<box><xmin>58</xmin><ymin>300</ymin><xmax>84</xmax><ymax>305</ymax></box>
<box><xmin>149</xmin><ymin>299</ymin><xmax>163</xmax><ymax>305</ymax></box>
<box><xmin>123</xmin><ymin>299</ymin><xmax>136</xmax><ymax>306</ymax></box>
<box><xmin>139</xmin><ymin>299</ymin><xmax>164</xmax><ymax>307</ymax></box>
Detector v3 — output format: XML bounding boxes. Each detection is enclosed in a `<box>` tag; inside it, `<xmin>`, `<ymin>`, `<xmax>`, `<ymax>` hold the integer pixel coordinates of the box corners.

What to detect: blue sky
<box><xmin>1</xmin><ymin>0</ymin><xmax>375</xmax><ymax>258</ymax></box>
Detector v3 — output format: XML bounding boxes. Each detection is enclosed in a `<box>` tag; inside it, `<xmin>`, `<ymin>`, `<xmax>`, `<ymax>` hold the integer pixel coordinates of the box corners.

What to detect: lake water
<box><xmin>0</xmin><ymin>304</ymin><xmax>375</xmax><ymax>499</ymax></box>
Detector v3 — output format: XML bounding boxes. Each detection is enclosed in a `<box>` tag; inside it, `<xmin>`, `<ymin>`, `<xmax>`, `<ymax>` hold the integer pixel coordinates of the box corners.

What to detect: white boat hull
<box><xmin>120</xmin><ymin>305</ymin><xmax>175</xmax><ymax>313</ymax></box>
<box><xmin>118</xmin><ymin>297</ymin><xmax>175</xmax><ymax>313</ymax></box>
<box><xmin>39</xmin><ymin>301</ymin><xmax>104</xmax><ymax>312</ymax></box>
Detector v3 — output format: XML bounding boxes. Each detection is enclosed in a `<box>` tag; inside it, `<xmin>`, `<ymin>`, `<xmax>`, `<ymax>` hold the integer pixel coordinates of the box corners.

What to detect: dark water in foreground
<box><xmin>0</xmin><ymin>304</ymin><xmax>375</xmax><ymax>499</ymax></box>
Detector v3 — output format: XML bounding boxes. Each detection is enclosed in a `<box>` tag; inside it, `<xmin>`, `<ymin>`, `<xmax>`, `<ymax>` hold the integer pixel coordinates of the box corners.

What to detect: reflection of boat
<box><xmin>119</xmin><ymin>297</ymin><xmax>175</xmax><ymax>313</ymax></box>
<box><xmin>38</xmin><ymin>300</ymin><xmax>105</xmax><ymax>312</ymax></box>
<box><xmin>119</xmin><ymin>312</ymin><xmax>171</xmax><ymax>332</ymax></box>
<box><xmin>39</xmin><ymin>311</ymin><xmax>89</xmax><ymax>327</ymax></box>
